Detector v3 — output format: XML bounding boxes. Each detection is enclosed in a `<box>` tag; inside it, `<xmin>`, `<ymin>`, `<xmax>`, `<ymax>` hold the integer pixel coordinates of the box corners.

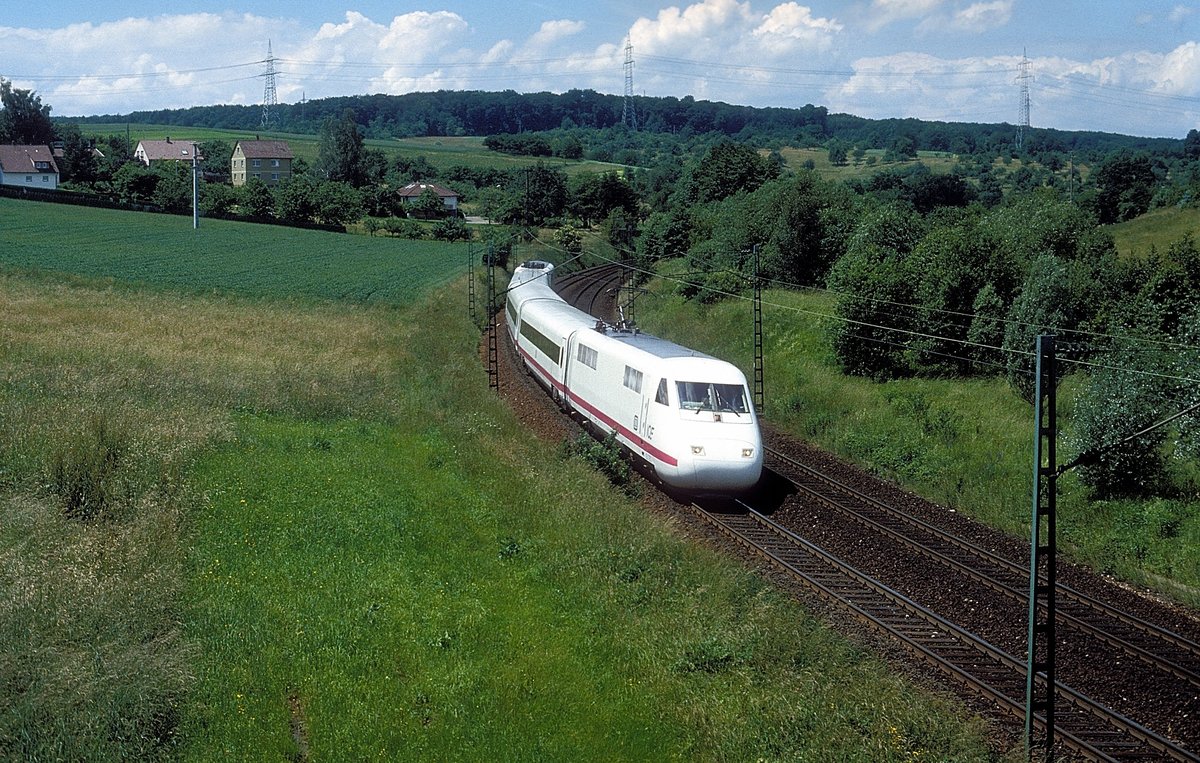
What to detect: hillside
<box><xmin>67</xmin><ymin>88</ymin><xmax>1183</xmax><ymax>161</ymax></box>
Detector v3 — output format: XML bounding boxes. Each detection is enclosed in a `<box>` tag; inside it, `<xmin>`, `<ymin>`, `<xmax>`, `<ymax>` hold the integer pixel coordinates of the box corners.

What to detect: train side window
<box><xmin>623</xmin><ymin>366</ymin><xmax>643</xmax><ymax>393</ymax></box>
<box><xmin>655</xmin><ymin>378</ymin><xmax>668</xmax><ymax>405</ymax></box>
<box><xmin>577</xmin><ymin>344</ymin><xmax>598</xmax><ymax>369</ymax></box>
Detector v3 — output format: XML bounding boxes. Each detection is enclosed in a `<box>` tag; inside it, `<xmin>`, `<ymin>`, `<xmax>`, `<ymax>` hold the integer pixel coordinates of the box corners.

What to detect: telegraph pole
<box><xmin>192</xmin><ymin>154</ymin><xmax>199</xmax><ymax>230</ymax></box>
<box><xmin>752</xmin><ymin>244</ymin><xmax>764</xmax><ymax>414</ymax></box>
<box><xmin>1025</xmin><ymin>335</ymin><xmax>1057</xmax><ymax>760</ymax></box>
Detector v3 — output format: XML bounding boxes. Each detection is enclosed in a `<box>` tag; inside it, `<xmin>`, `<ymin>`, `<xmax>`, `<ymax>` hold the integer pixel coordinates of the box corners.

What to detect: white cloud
<box><xmin>630</xmin><ymin>0</ymin><xmax>756</xmax><ymax>56</ymax></box>
<box><xmin>914</xmin><ymin>0</ymin><xmax>1012</xmax><ymax>35</ymax></box>
<box><xmin>528</xmin><ymin>19</ymin><xmax>587</xmax><ymax>49</ymax></box>
<box><xmin>865</xmin><ymin>0</ymin><xmax>945</xmax><ymax>32</ymax></box>
<box><xmin>1170</xmin><ymin>5</ymin><xmax>1197</xmax><ymax>24</ymax></box>
<box><xmin>949</xmin><ymin>1</ymin><xmax>1013</xmax><ymax>32</ymax></box>
<box><xmin>752</xmin><ymin>3</ymin><xmax>842</xmax><ymax>55</ymax></box>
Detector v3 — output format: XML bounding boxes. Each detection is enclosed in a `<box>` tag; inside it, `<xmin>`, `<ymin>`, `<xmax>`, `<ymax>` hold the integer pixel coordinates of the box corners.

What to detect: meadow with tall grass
<box><xmin>0</xmin><ymin>202</ymin><xmax>999</xmax><ymax>760</ymax></box>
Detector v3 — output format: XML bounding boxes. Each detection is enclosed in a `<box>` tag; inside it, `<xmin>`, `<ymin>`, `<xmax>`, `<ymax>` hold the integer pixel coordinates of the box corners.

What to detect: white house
<box><xmin>134</xmin><ymin>137</ymin><xmax>199</xmax><ymax>166</ymax></box>
<box><xmin>0</xmin><ymin>144</ymin><xmax>60</xmax><ymax>189</ymax></box>
<box><xmin>397</xmin><ymin>181</ymin><xmax>459</xmax><ymax>213</ymax></box>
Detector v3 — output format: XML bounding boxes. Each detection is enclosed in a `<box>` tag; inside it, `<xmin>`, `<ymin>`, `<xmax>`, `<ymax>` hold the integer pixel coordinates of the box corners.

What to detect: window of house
<box><xmin>271</xmin><ymin>173</ymin><xmax>279</xmax><ymax>181</ymax></box>
<box><xmin>623</xmin><ymin>366</ymin><xmax>643</xmax><ymax>393</ymax></box>
<box><xmin>272</xmin><ymin>159</ymin><xmax>280</xmax><ymax>167</ymax></box>
<box><xmin>251</xmin><ymin>159</ymin><xmax>261</xmax><ymax>167</ymax></box>
<box><xmin>25</xmin><ymin>176</ymin><xmax>32</xmax><ymax>182</ymax></box>
<box><xmin>577</xmin><ymin>345</ymin><xmax>598</xmax><ymax>369</ymax></box>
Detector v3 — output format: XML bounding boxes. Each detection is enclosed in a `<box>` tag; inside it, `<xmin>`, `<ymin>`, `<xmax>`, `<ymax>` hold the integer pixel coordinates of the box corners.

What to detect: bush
<box><xmin>382</xmin><ymin>218</ymin><xmax>426</xmax><ymax>239</ymax></box>
<box><xmin>1070</xmin><ymin>353</ymin><xmax>1170</xmax><ymax>497</ymax></box>
<box><xmin>560</xmin><ymin>431</ymin><xmax>637</xmax><ymax>496</ymax></box>
<box><xmin>431</xmin><ymin>216</ymin><xmax>469</xmax><ymax>242</ymax></box>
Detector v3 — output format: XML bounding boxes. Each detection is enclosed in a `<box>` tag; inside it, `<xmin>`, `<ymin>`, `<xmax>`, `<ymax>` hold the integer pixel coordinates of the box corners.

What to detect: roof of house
<box><xmin>137</xmin><ymin>139</ymin><xmax>200</xmax><ymax>161</ymax></box>
<box><xmin>0</xmin><ymin>144</ymin><xmax>60</xmax><ymax>174</ymax></box>
<box><xmin>397</xmin><ymin>181</ymin><xmax>458</xmax><ymax>198</ymax></box>
<box><xmin>235</xmin><ymin>140</ymin><xmax>294</xmax><ymax>159</ymax></box>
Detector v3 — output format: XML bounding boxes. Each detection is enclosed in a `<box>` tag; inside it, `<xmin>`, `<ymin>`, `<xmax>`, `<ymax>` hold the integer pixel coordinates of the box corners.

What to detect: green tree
<box><xmin>0</xmin><ymin>77</ymin><xmax>55</xmax><ymax>145</ymax></box>
<box><xmin>112</xmin><ymin>163</ymin><xmax>159</xmax><ymax>204</ymax></box>
<box><xmin>1002</xmin><ymin>256</ymin><xmax>1080</xmax><ymax>403</ymax></box>
<box><xmin>431</xmin><ymin>217</ymin><xmax>469</xmax><ymax>241</ymax></box>
<box><xmin>276</xmin><ymin>176</ymin><xmax>320</xmax><ymax>223</ymax></box>
<box><xmin>569</xmin><ymin>171</ymin><xmax>639</xmax><ymax>227</ymax></box>
<box><xmin>196</xmin><ymin>140</ymin><xmax>232</xmax><ymax>182</ymax></box>
<box><xmin>827</xmin><ymin>204</ymin><xmax>926</xmax><ymax>380</ymax></box>
<box><xmin>317</xmin><ymin>109</ymin><xmax>366</xmax><ymax>186</ymax></box>
<box><xmin>1091</xmin><ymin>151</ymin><xmax>1157</xmax><ymax>224</ymax></box>
<box><xmin>411</xmin><ymin>187</ymin><xmax>446</xmax><ymax>219</ymax></box>
<box><xmin>201</xmin><ymin>182</ymin><xmax>239</xmax><ymax>217</ymax></box>
<box><xmin>827</xmin><ymin>139</ymin><xmax>849</xmax><ymax>167</ymax></box>
<box><xmin>151</xmin><ymin>163</ymin><xmax>194</xmax><ymax>213</ymax></box>
<box><xmin>238</xmin><ymin>177</ymin><xmax>275</xmax><ymax>218</ymax></box>
<box><xmin>315</xmin><ymin>181</ymin><xmax>365</xmax><ymax>227</ymax></box>
<box><xmin>554</xmin><ymin>224</ymin><xmax>583</xmax><ymax>253</ymax></box>
<box><xmin>686</xmin><ymin>141</ymin><xmax>780</xmax><ymax>204</ymax></box>
<box><xmin>1070</xmin><ymin>345</ymin><xmax>1171</xmax><ymax>497</ymax></box>
<box><xmin>56</xmin><ymin>124</ymin><xmax>98</xmax><ymax>184</ymax></box>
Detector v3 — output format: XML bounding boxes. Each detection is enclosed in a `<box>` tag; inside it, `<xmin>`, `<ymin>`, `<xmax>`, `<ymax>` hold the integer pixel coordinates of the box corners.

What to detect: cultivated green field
<box><xmin>0</xmin><ymin>198</ymin><xmax>465</xmax><ymax>303</ymax></box>
<box><xmin>78</xmin><ymin>124</ymin><xmax>622</xmax><ymax>177</ymax></box>
<box><xmin>0</xmin><ymin>200</ymin><xmax>998</xmax><ymax>760</ymax></box>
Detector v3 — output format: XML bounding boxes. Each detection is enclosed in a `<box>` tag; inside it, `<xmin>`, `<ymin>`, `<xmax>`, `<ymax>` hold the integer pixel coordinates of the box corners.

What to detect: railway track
<box><xmin>691</xmin><ymin>499</ymin><xmax>1197</xmax><ymax>761</ymax></box>
<box><xmin>551</xmin><ymin>262</ymin><xmax>625</xmax><ymax>321</ymax></box>
<box><xmin>766</xmin><ymin>446</ymin><xmax>1200</xmax><ymax>692</ymax></box>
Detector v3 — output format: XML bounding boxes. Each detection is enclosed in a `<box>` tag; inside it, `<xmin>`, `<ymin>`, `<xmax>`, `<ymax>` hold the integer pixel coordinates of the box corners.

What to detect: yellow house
<box><xmin>231</xmin><ymin>140</ymin><xmax>294</xmax><ymax>186</ymax></box>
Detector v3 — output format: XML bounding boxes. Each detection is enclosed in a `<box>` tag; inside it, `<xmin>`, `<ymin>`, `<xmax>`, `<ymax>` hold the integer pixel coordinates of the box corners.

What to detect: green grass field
<box><xmin>1106</xmin><ymin>205</ymin><xmax>1200</xmax><ymax>257</ymax></box>
<box><xmin>0</xmin><ymin>198</ymin><xmax>467</xmax><ymax>303</ymax></box>
<box><xmin>78</xmin><ymin>124</ymin><xmax>625</xmax><ymax>177</ymax></box>
<box><xmin>775</xmin><ymin>147</ymin><xmax>960</xmax><ymax>181</ymax></box>
<box><xmin>0</xmin><ymin>200</ymin><xmax>997</xmax><ymax>760</ymax></box>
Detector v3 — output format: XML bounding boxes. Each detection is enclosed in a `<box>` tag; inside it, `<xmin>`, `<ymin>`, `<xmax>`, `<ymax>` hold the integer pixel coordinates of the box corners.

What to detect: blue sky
<box><xmin>4</xmin><ymin>1</ymin><xmax>1200</xmax><ymax>137</ymax></box>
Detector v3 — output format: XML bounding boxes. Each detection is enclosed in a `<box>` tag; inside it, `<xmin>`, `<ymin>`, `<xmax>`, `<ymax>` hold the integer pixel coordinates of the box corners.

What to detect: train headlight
<box><xmin>691</xmin><ymin>445</ymin><xmax>705</xmax><ymax>456</ymax></box>
<box><xmin>742</xmin><ymin>448</ymin><xmax>755</xmax><ymax>458</ymax></box>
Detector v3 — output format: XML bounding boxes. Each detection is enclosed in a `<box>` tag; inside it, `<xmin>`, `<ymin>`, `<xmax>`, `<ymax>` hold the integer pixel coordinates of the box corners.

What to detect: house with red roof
<box><xmin>231</xmin><ymin>140</ymin><xmax>294</xmax><ymax>186</ymax></box>
<box><xmin>0</xmin><ymin>144</ymin><xmax>60</xmax><ymax>189</ymax></box>
<box><xmin>134</xmin><ymin>137</ymin><xmax>200</xmax><ymax>166</ymax></box>
<box><xmin>397</xmin><ymin>181</ymin><xmax>459</xmax><ymax>214</ymax></box>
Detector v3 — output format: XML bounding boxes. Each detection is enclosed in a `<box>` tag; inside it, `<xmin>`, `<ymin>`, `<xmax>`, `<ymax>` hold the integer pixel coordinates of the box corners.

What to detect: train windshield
<box><xmin>676</xmin><ymin>381</ymin><xmax>750</xmax><ymax>415</ymax></box>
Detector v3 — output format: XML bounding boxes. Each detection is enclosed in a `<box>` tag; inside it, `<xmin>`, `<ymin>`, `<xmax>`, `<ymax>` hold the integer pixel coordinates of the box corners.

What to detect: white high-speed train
<box><xmin>505</xmin><ymin>260</ymin><xmax>762</xmax><ymax>493</ymax></box>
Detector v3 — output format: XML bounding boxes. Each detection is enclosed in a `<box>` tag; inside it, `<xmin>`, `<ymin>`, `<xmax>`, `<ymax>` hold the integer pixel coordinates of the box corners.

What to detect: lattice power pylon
<box><xmin>622</xmin><ymin>37</ymin><xmax>637</xmax><ymax>131</ymax></box>
<box><xmin>261</xmin><ymin>40</ymin><xmax>278</xmax><ymax>130</ymax></box>
<box><xmin>1016</xmin><ymin>49</ymin><xmax>1032</xmax><ymax>150</ymax></box>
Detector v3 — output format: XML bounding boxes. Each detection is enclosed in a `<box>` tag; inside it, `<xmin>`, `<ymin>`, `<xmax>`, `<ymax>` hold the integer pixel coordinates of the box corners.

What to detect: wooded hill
<box><xmin>68</xmin><ymin>88</ymin><xmax>1181</xmax><ymax>162</ymax></box>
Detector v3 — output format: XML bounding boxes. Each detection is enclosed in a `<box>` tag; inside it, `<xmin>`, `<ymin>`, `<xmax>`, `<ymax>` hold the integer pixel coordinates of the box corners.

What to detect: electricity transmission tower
<box><xmin>1016</xmin><ymin>48</ymin><xmax>1032</xmax><ymax>150</ymax></box>
<box><xmin>622</xmin><ymin>38</ymin><xmax>637</xmax><ymax>131</ymax></box>
<box><xmin>261</xmin><ymin>40</ymin><xmax>278</xmax><ymax>130</ymax></box>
